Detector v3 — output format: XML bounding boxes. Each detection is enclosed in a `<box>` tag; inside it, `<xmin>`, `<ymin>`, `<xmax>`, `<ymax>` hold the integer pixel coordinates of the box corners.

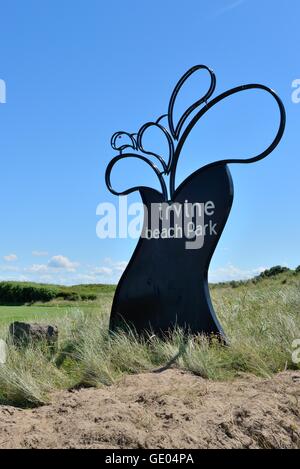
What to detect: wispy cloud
<box><xmin>91</xmin><ymin>258</ymin><xmax>128</xmax><ymax>282</ymax></box>
<box><xmin>48</xmin><ymin>255</ymin><xmax>79</xmax><ymax>272</ymax></box>
<box><xmin>0</xmin><ymin>255</ymin><xmax>126</xmax><ymax>285</ymax></box>
<box><xmin>0</xmin><ymin>265</ymin><xmax>20</xmax><ymax>272</ymax></box>
<box><xmin>26</xmin><ymin>264</ymin><xmax>49</xmax><ymax>273</ymax></box>
<box><xmin>24</xmin><ymin>255</ymin><xmax>80</xmax><ymax>277</ymax></box>
<box><xmin>215</xmin><ymin>0</ymin><xmax>245</xmax><ymax>16</ymax></box>
<box><xmin>3</xmin><ymin>254</ymin><xmax>18</xmax><ymax>262</ymax></box>
<box><xmin>32</xmin><ymin>251</ymin><xmax>49</xmax><ymax>257</ymax></box>
<box><xmin>209</xmin><ymin>263</ymin><xmax>266</xmax><ymax>283</ymax></box>
<box><xmin>1</xmin><ymin>257</ymin><xmax>269</xmax><ymax>286</ymax></box>
<box><xmin>93</xmin><ymin>266</ymin><xmax>113</xmax><ymax>276</ymax></box>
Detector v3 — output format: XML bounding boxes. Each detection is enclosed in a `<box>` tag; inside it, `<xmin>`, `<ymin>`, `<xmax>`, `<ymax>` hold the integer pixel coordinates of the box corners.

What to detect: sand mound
<box><xmin>0</xmin><ymin>370</ymin><xmax>299</xmax><ymax>449</ymax></box>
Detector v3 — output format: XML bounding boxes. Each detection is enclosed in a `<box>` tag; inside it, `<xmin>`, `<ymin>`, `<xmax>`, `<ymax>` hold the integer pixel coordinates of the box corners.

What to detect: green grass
<box><xmin>0</xmin><ymin>286</ymin><xmax>114</xmax><ymax>325</ymax></box>
<box><xmin>0</xmin><ymin>305</ymin><xmax>100</xmax><ymax>325</ymax></box>
<box><xmin>0</xmin><ymin>271</ymin><xmax>299</xmax><ymax>407</ymax></box>
<box><xmin>0</xmin><ymin>306</ymin><xmax>66</xmax><ymax>325</ymax></box>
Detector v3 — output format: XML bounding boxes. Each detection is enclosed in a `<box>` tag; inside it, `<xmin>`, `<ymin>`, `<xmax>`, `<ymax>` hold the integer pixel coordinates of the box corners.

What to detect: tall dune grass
<box><xmin>0</xmin><ymin>276</ymin><xmax>299</xmax><ymax>406</ymax></box>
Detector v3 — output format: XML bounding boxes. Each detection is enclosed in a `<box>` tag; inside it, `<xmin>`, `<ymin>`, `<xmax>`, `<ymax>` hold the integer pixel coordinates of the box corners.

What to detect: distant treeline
<box><xmin>211</xmin><ymin>265</ymin><xmax>300</xmax><ymax>289</ymax></box>
<box><xmin>0</xmin><ymin>266</ymin><xmax>299</xmax><ymax>304</ymax></box>
<box><xmin>0</xmin><ymin>282</ymin><xmax>115</xmax><ymax>305</ymax></box>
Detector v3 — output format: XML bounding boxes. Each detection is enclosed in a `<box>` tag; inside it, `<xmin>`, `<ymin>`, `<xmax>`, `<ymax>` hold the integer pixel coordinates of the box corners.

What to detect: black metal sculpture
<box><xmin>105</xmin><ymin>65</ymin><xmax>286</xmax><ymax>340</ymax></box>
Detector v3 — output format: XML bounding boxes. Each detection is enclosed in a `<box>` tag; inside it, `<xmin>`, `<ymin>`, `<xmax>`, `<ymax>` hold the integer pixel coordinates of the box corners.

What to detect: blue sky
<box><xmin>0</xmin><ymin>0</ymin><xmax>299</xmax><ymax>285</ymax></box>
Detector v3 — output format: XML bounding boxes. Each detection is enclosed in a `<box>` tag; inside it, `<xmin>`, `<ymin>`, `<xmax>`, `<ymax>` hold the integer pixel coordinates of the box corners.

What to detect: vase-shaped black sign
<box><xmin>105</xmin><ymin>65</ymin><xmax>286</xmax><ymax>340</ymax></box>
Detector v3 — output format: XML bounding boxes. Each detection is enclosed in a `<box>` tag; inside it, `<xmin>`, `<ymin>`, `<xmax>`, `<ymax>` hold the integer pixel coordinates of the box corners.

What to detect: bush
<box><xmin>81</xmin><ymin>294</ymin><xmax>97</xmax><ymax>301</ymax></box>
<box><xmin>258</xmin><ymin>266</ymin><xmax>289</xmax><ymax>278</ymax></box>
<box><xmin>0</xmin><ymin>282</ymin><xmax>104</xmax><ymax>305</ymax></box>
<box><xmin>56</xmin><ymin>291</ymin><xmax>81</xmax><ymax>301</ymax></box>
<box><xmin>0</xmin><ymin>283</ymin><xmax>58</xmax><ymax>305</ymax></box>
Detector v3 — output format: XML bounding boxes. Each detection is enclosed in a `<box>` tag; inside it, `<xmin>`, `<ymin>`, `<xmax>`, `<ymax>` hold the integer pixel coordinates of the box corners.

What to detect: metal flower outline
<box><xmin>106</xmin><ymin>65</ymin><xmax>286</xmax><ymax>202</ymax></box>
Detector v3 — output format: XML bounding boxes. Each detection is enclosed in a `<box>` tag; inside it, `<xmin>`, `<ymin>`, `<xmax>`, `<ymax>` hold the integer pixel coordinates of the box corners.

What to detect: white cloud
<box><xmin>103</xmin><ymin>258</ymin><xmax>127</xmax><ymax>272</ymax></box>
<box><xmin>0</xmin><ymin>265</ymin><xmax>20</xmax><ymax>272</ymax></box>
<box><xmin>3</xmin><ymin>254</ymin><xmax>18</xmax><ymax>262</ymax></box>
<box><xmin>0</xmin><ymin>255</ymin><xmax>279</xmax><ymax>287</ymax></box>
<box><xmin>0</xmin><ymin>255</ymin><xmax>126</xmax><ymax>285</ymax></box>
<box><xmin>32</xmin><ymin>251</ymin><xmax>49</xmax><ymax>257</ymax></box>
<box><xmin>38</xmin><ymin>275</ymin><xmax>55</xmax><ymax>283</ymax></box>
<box><xmin>114</xmin><ymin>261</ymin><xmax>128</xmax><ymax>273</ymax></box>
<box><xmin>93</xmin><ymin>266</ymin><xmax>113</xmax><ymax>276</ymax></box>
<box><xmin>91</xmin><ymin>258</ymin><xmax>128</xmax><ymax>282</ymax></box>
<box><xmin>209</xmin><ymin>263</ymin><xmax>266</xmax><ymax>283</ymax></box>
<box><xmin>18</xmin><ymin>275</ymin><xmax>29</xmax><ymax>282</ymax></box>
<box><xmin>74</xmin><ymin>274</ymin><xmax>98</xmax><ymax>283</ymax></box>
<box><xmin>48</xmin><ymin>255</ymin><xmax>79</xmax><ymax>272</ymax></box>
<box><xmin>26</xmin><ymin>264</ymin><xmax>49</xmax><ymax>273</ymax></box>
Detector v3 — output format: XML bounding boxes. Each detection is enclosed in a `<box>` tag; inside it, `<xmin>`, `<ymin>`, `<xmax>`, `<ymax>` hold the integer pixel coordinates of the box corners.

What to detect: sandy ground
<box><xmin>0</xmin><ymin>369</ymin><xmax>299</xmax><ymax>449</ymax></box>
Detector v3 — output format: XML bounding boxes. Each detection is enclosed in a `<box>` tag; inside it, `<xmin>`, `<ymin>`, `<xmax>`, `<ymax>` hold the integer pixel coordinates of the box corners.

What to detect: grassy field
<box><xmin>0</xmin><ymin>270</ymin><xmax>299</xmax><ymax>407</ymax></box>
<box><xmin>0</xmin><ymin>305</ymin><xmax>100</xmax><ymax>325</ymax></box>
<box><xmin>0</xmin><ymin>282</ymin><xmax>115</xmax><ymax>324</ymax></box>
